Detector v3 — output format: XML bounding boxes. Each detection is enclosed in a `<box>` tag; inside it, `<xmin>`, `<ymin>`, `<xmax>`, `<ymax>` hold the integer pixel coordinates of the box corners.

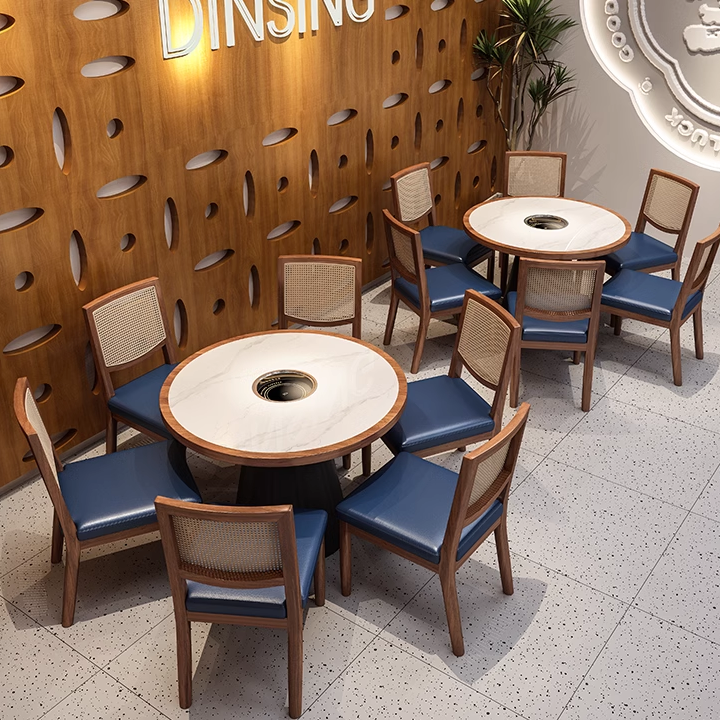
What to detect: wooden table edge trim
<box><xmin>462</xmin><ymin>196</ymin><xmax>632</xmax><ymax>260</ymax></box>
<box><xmin>159</xmin><ymin>329</ymin><xmax>408</xmax><ymax>467</ymax></box>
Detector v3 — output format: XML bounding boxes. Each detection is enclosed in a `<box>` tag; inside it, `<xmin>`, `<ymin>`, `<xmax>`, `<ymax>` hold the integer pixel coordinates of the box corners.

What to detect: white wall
<box><xmin>533</xmin><ymin>0</ymin><xmax>720</xmax><ymax>247</ymax></box>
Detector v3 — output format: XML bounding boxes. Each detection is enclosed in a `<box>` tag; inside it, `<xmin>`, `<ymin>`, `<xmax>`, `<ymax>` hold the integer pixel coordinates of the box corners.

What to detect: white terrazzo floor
<box><xmin>2</xmin><ymin>259</ymin><xmax>720</xmax><ymax>720</ymax></box>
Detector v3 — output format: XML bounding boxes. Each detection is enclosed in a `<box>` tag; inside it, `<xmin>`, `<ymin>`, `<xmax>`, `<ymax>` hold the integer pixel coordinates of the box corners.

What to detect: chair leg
<box><xmin>383</xmin><ymin>292</ymin><xmax>400</xmax><ymax>346</ymax></box>
<box><xmin>486</xmin><ymin>252</ymin><xmax>495</xmax><ymax>284</ymax></box>
<box><xmin>494</xmin><ymin>523</ymin><xmax>514</xmax><ymax>596</ymax></box>
<box><xmin>342</xmin><ymin>454</ymin><xmax>351</xmax><ymax>470</ymax></box>
<box><xmin>509</xmin><ymin>346</ymin><xmax>521</xmax><ymax>408</ymax></box>
<box><xmin>670</xmin><ymin>325</ymin><xmax>683</xmax><ymax>386</ymax></box>
<box><xmin>287</xmin><ymin>624</ymin><xmax>304</xmax><ymax>719</ymax></box>
<box><xmin>106</xmin><ymin>414</ymin><xmax>117</xmax><ymax>454</ymax></box>
<box><xmin>61</xmin><ymin>543</ymin><xmax>81</xmax><ymax>628</ymax></box>
<box><xmin>613</xmin><ymin>315</ymin><xmax>622</xmax><ymax>336</ymax></box>
<box><xmin>51</xmin><ymin>511</ymin><xmax>63</xmax><ymax>564</ymax></box>
<box><xmin>177</xmin><ymin>617</ymin><xmax>193</xmax><ymax>709</ymax></box>
<box><xmin>410</xmin><ymin>314</ymin><xmax>430</xmax><ymax>374</ymax></box>
<box><xmin>694</xmin><ymin>310</ymin><xmax>704</xmax><ymax>360</ymax></box>
<box><xmin>499</xmin><ymin>252</ymin><xmax>509</xmax><ymax>294</ymax></box>
<box><xmin>314</xmin><ymin>540</ymin><xmax>326</xmax><ymax>606</ymax></box>
<box><xmin>339</xmin><ymin>521</ymin><xmax>352</xmax><ymax>596</ymax></box>
<box><xmin>361</xmin><ymin>444</ymin><xmax>372</xmax><ymax>476</ymax></box>
<box><xmin>572</xmin><ymin>350</ymin><xmax>581</xmax><ymax>365</ymax></box>
<box><xmin>439</xmin><ymin>568</ymin><xmax>465</xmax><ymax>657</ymax></box>
<box><xmin>581</xmin><ymin>344</ymin><xmax>596</xmax><ymax>413</ymax></box>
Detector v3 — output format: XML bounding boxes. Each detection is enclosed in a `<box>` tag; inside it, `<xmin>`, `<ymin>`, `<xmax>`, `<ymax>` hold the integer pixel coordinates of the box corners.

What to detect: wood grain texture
<box><xmin>0</xmin><ymin>0</ymin><xmax>507</xmax><ymax>487</ymax></box>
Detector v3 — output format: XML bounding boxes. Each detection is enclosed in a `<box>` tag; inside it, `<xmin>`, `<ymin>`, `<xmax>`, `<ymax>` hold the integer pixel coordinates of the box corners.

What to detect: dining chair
<box><xmin>83</xmin><ymin>277</ymin><xmax>177</xmax><ymax>453</ymax></box>
<box><xmin>338</xmin><ymin>403</ymin><xmax>530</xmax><ymax>657</ymax></box>
<box><xmin>382</xmin><ymin>209</ymin><xmax>502</xmax><ymax>374</ymax></box>
<box><xmin>391</xmin><ymin>162</ymin><xmax>494</xmax><ymax>280</ymax></box>
<box><xmin>507</xmin><ymin>258</ymin><xmax>605</xmax><ymax>412</ymax></box>
<box><xmin>155</xmin><ymin>498</ymin><xmax>327</xmax><ymax>718</ymax></box>
<box><xmin>602</xmin><ymin>226</ymin><xmax>720</xmax><ymax>386</ymax></box>
<box><xmin>602</xmin><ymin>168</ymin><xmax>699</xmax><ymax>280</ymax></box>
<box><xmin>278</xmin><ymin>254</ymin><xmax>363</xmax><ymax>471</ymax></box>
<box><xmin>499</xmin><ymin>150</ymin><xmax>567</xmax><ymax>292</ymax></box>
<box><xmin>13</xmin><ymin>377</ymin><xmax>201</xmax><ymax>627</ymax></box>
<box><xmin>383</xmin><ymin>289</ymin><xmax>520</xmax><ymax>457</ymax></box>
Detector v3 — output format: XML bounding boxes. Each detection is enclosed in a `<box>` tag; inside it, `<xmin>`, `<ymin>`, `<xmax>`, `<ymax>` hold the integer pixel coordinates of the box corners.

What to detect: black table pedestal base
<box><xmin>236</xmin><ymin>461</ymin><xmax>343</xmax><ymax>555</ymax></box>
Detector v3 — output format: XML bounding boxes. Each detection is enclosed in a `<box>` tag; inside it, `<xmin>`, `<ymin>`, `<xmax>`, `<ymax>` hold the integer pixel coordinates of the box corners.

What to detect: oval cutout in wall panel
<box><xmin>243</xmin><ymin>171</ymin><xmax>255</xmax><ymax>216</ymax></box>
<box><xmin>120</xmin><ymin>233</ymin><xmax>135</xmax><ymax>251</ymax></box>
<box><xmin>84</xmin><ymin>341</ymin><xmax>99</xmax><ymax>393</ymax></box>
<box><xmin>431</xmin><ymin>0</ymin><xmax>453</xmax><ymax>9</ymax></box>
<box><xmin>80</xmin><ymin>55</ymin><xmax>134</xmax><ymax>78</ymax></box>
<box><xmin>476</xmin><ymin>104</ymin><xmax>483</xmax><ymax>118</ymax></box>
<box><xmin>0</xmin><ymin>207</ymin><xmax>44</xmax><ymax>234</ymax></box>
<box><xmin>73</xmin><ymin>0</ymin><xmax>128</xmax><ymax>20</ymax></box>
<box><xmin>365</xmin><ymin>212</ymin><xmax>374</xmax><ymax>254</ymax></box>
<box><xmin>0</xmin><ymin>76</ymin><xmax>24</xmax><ymax>97</ymax></box>
<box><xmin>52</xmin><ymin>107</ymin><xmax>72</xmax><ymax>174</ymax></box>
<box><xmin>194</xmin><ymin>248</ymin><xmax>234</xmax><ymax>272</ymax></box>
<box><xmin>385</xmin><ymin>4</ymin><xmax>409</xmax><ymax>19</ymax></box>
<box><xmin>249</xmin><ymin>265</ymin><xmax>260</xmax><ymax>307</ymax></box>
<box><xmin>467</xmin><ymin>139</ymin><xmax>487</xmax><ymax>154</ymax></box>
<box><xmin>428</xmin><ymin>79</ymin><xmax>451</xmax><ymax>94</ymax></box>
<box><xmin>382</xmin><ymin>93</ymin><xmax>408</xmax><ymax>109</ymax></box>
<box><xmin>391</xmin><ymin>135</ymin><xmax>399</xmax><ymax>149</ymax></box>
<box><xmin>382</xmin><ymin>179</ymin><xmax>391</xmax><ymax>191</ymax></box>
<box><xmin>365</xmin><ymin>130</ymin><xmax>374</xmax><ymax>174</ymax></box>
<box><xmin>69</xmin><ymin>231</ymin><xmax>88</xmax><ymax>290</ymax></box>
<box><xmin>185</xmin><ymin>149</ymin><xmax>227</xmax><ymax>170</ymax></box>
<box><xmin>205</xmin><ymin>202</ymin><xmax>218</xmax><ymax>218</ymax></box>
<box><xmin>454</xmin><ymin>171</ymin><xmax>461</xmax><ymax>208</ymax></box>
<box><xmin>15</xmin><ymin>271</ymin><xmax>34</xmax><ymax>292</ymax></box>
<box><xmin>0</xmin><ymin>14</ymin><xmax>15</xmax><ymax>31</ymax></box>
<box><xmin>392</xmin><ymin>50</ymin><xmax>400</xmax><ymax>64</ymax></box>
<box><xmin>173</xmin><ymin>299</ymin><xmax>188</xmax><ymax>348</ymax></box>
<box><xmin>312</xmin><ymin>238</ymin><xmax>321</xmax><ymax>255</ymax></box>
<box><xmin>329</xmin><ymin>195</ymin><xmax>358</xmax><ymax>214</ymax></box>
<box><xmin>435</xmin><ymin>119</ymin><xmax>443</xmax><ymax>132</ymax></box>
<box><xmin>430</xmin><ymin>156</ymin><xmax>449</xmax><ymax>170</ymax></box>
<box><xmin>327</xmin><ymin>108</ymin><xmax>357</xmax><ymax>126</ymax></box>
<box><xmin>96</xmin><ymin>174</ymin><xmax>146</xmax><ymax>199</ymax></box>
<box><xmin>33</xmin><ymin>384</ymin><xmax>52</xmax><ymax>403</ymax></box>
<box><xmin>438</xmin><ymin>38</ymin><xmax>446</xmax><ymax>52</ymax></box>
<box><xmin>473</xmin><ymin>175</ymin><xmax>480</xmax><ymax>188</ymax></box>
<box><xmin>491</xmin><ymin>155</ymin><xmax>498</xmax><ymax>191</ymax></box>
<box><xmin>415</xmin><ymin>29</ymin><xmax>424</xmax><ymax>69</ymax></box>
<box><xmin>460</xmin><ymin>18</ymin><xmax>467</xmax><ymax>48</ymax></box>
<box><xmin>0</xmin><ymin>146</ymin><xmax>14</xmax><ymax>167</ymax></box>
<box><xmin>338</xmin><ymin>154</ymin><xmax>348</xmax><ymax>168</ymax></box>
<box><xmin>339</xmin><ymin>239</ymin><xmax>349</xmax><ymax>255</ymax></box>
<box><xmin>267</xmin><ymin>220</ymin><xmax>300</xmax><ymax>240</ymax></box>
<box><xmin>212</xmin><ymin>299</ymin><xmax>225</xmax><ymax>315</ymax></box>
<box><xmin>470</xmin><ymin>67</ymin><xmax>486</xmax><ymax>81</ymax></box>
<box><xmin>164</xmin><ymin>197</ymin><xmax>178</xmax><ymax>250</ymax></box>
<box><xmin>308</xmin><ymin>150</ymin><xmax>319</xmax><ymax>196</ymax></box>
<box><xmin>414</xmin><ymin>112</ymin><xmax>422</xmax><ymax>151</ymax></box>
<box><xmin>457</xmin><ymin>97</ymin><xmax>464</xmax><ymax>135</ymax></box>
<box><xmin>262</xmin><ymin>127</ymin><xmax>297</xmax><ymax>147</ymax></box>
<box><xmin>3</xmin><ymin>324</ymin><xmax>61</xmax><ymax>355</ymax></box>
<box><xmin>106</xmin><ymin>118</ymin><xmax>123</xmax><ymax>137</ymax></box>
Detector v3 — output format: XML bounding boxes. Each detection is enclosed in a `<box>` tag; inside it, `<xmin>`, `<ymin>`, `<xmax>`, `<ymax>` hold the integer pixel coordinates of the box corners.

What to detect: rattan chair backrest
<box><xmin>391</xmin><ymin>163</ymin><xmax>434</xmax><ymax>225</ymax></box>
<box><xmin>679</xmin><ymin>226</ymin><xmax>720</xmax><ymax>302</ymax></box>
<box><xmin>382</xmin><ymin>209</ymin><xmax>424</xmax><ymax>286</ymax></box>
<box><xmin>641</xmin><ymin>170</ymin><xmax>698</xmax><ymax>234</ymax></box>
<box><xmin>504</xmin><ymin>152</ymin><xmax>566</xmax><ymax>198</ymax></box>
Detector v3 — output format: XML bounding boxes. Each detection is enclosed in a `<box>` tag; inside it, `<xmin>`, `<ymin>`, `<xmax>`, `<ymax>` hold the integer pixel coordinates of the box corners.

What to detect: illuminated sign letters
<box><xmin>159</xmin><ymin>0</ymin><xmax>374</xmax><ymax>57</ymax></box>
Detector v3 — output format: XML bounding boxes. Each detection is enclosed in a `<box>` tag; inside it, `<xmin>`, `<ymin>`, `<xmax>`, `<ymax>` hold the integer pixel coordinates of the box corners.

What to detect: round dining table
<box><xmin>464</xmin><ymin>195</ymin><xmax>631</xmax><ymax>263</ymax></box>
<box><xmin>160</xmin><ymin>330</ymin><xmax>407</xmax><ymax>553</ymax></box>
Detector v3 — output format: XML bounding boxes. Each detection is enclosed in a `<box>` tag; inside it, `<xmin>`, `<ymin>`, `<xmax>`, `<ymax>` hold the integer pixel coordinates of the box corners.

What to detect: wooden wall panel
<box><xmin>0</xmin><ymin>0</ymin><xmax>506</xmax><ymax>488</ymax></box>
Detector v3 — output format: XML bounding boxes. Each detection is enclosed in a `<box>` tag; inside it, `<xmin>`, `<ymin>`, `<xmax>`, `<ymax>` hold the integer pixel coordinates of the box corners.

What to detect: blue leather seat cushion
<box><xmin>395</xmin><ymin>263</ymin><xmax>501</xmax><ymax>313</ymax></box>
<box><xmin>419</xmin><ymin>225</ymin><xmax>491</xmax><ymax>266</ymax></box>
<box><xmin>337</xmin><ymin>452</ymin><xmax>503</xmax><ymax>564</ymax></box>
<box><xmin>59</xmin><ymin>440</ymin><xmax>201</xmax><ymax>541</ymax></box>
<box><xmin>383</xmin><ymin>375</ymin><xmax>494</xmax><ymax>454</ymax></box>
<box><xmin>107</xmin><ymin>363</ymin><xmax>177</xmax><ymax>438</ymax></box>
<box><xmin>506</xmin><ymin>292</ymin><xmax>589</xmax><ymax>343</ymax></box>
<box><xmin>604</xmin><ymin>232</ymin><xmax>677</xmax><ymax>274</ymax></box>
<box><xmin>601</xmin><ymin>269</ymin><xmax>702</xmax><ymax>321</ymax></box>
<box><xmin>185</xmin><ymin>509</ymin><xmax>327</xmax><ymax>619</ymax></box>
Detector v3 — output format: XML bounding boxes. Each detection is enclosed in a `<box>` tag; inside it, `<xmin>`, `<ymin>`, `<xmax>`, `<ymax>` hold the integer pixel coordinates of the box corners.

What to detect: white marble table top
<box><xmin>162</xmin><ymin>331</ymin><xmax>404</xmax><ymax>464</ymax></box>
<box><xmin>464</xmin><ymin>197</ymin><xmax>630</xmax><ymax>258</ymax></box>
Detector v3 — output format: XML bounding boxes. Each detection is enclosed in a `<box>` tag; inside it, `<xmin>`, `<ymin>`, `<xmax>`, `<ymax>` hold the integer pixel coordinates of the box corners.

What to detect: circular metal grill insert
<box><xmin>524</xmin><ymin>214</ymin><xmax>568</xmax><ymax>230</ymax></box>
<box><xmin>253</xmin><ymin>370</ymin><xmax>317</xmax><ymax>402</ymax></box>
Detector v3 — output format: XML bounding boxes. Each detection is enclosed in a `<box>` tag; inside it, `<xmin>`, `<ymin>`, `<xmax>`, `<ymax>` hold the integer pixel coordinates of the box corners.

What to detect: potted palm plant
<box><xmin>474</xmin><ymin>0</ymin><xmax>576</xmax><ymax>150</ymax></box>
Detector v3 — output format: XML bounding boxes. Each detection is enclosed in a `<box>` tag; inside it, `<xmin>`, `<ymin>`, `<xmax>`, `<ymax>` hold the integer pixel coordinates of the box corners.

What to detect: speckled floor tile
<box><xmin>506</xmin><ymin>458</ymin><xmax>686</xmax><ymax>601</ymax></box>
<box><xmin>380</xmin><ymin>547</ymin><xmax>625</xmax><ymax>720</ymax></box>
<box><xmin>0</xmin><ymin>598</ymin><xmax>96</xmax><ymax>720</ymax></box>
<box><xmin>0</xmin><ymin>477</ymin><xmax>52</xmax><ymax>579</ymax></box>
<box><xmin>303</xmin><ymin>636</ymin><xmax>521</xmax><ymax>720</ymax></box>
<box><xmin>549</xmin><ymin>397</ymin><xmax>720</xmax><ymax>509</ymax></box>
<box><xmin>693</xmin><ymin>464</ymin><xmax>720</xmax><ymax>524</ymax></box>
<box><xmin>41</xmin><ymin>671</ymin><xmax>164</xmax><ymax>720</ymax></box>
<box><xmin>105</xmin><ymin>604</ymin><xmax>375</xmax><ymax>719</ymax></box>
<box><xmin>561</xmin><ymin>608</ymin><xmax>720</xmax><ymax>720</ymax></box>
<box><xmin>633</xmin><ymin>512</ymin><xmax>720</xmax><ymax>644</ymax></box>
<box><xmin>0</xmin><ymin>538</ymin><xmax>173</xmax><ymax>666</ymax></box>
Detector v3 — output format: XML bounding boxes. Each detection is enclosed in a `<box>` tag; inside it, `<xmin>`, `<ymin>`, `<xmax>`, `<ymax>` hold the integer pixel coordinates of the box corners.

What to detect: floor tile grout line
<box><xmin>34</xmin><ymin>666</ymin><xmax>106</xmax><ymax>720</ymax></box>
<box><xmin>630</xmin><ymin>604</ymin><xmax>720</xmax><ymax>649</ymax></box>
<box><xmin>0</xmin><ymin>543</ymin><xmax>50</xmax><ymax>581</ymax></box>
<box><xmin>91</xmin><ymin>667</ymin><xmax>176</xmax><ymax>720</ymax></box>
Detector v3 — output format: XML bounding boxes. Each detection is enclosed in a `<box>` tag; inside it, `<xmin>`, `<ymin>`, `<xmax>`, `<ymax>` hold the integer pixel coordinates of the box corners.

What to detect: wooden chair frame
<box><xmin>625</xmin><ymin>168</ymin><xmax>700</xmax><ymax>281</ymax></box>
<box><xmin>510</xmin><ymin>258</ymin><xmax>605</xmax><ymax>412</ymax></box>
<box><xmin>82</xmin><ymin>277</ymin><xmax>176</xmax><ymax>453</ymax></box>
<box><xmin>13</xmin><ymin>377</ymin><xmax>165</xmax><ymax>627</ymax></box>
<box><xmin>277</xmin><ymin>254</ymin><xmax>365</xmax><ymax>472</ymax></box>
<box><xmin>390</xmin><ymin>162</ymin><xmax>494</xmax><ymax>279</ymax></box>
<box><xmin>499</xmin><ymin>151</ymin><xmax>568</xmax><ymax>293</ymax></box>
<box><xmin>340</xmin><ymin>403</ymin><xmax>530</xmax><ymax>657</ymax></box>
<box><xmin>604</xmin><ymin>226</ymin><xmax>720</xmax><ymax>386</ymax></box>
<box><xmin>408</xmin><ymin>289</ymin><xmax>520</xmax><ymax>458</ymax></box>
<box><xmin>155</xmin><ymin>498</ymin><xmax>325</xmax><ymax>718</ymax></box>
